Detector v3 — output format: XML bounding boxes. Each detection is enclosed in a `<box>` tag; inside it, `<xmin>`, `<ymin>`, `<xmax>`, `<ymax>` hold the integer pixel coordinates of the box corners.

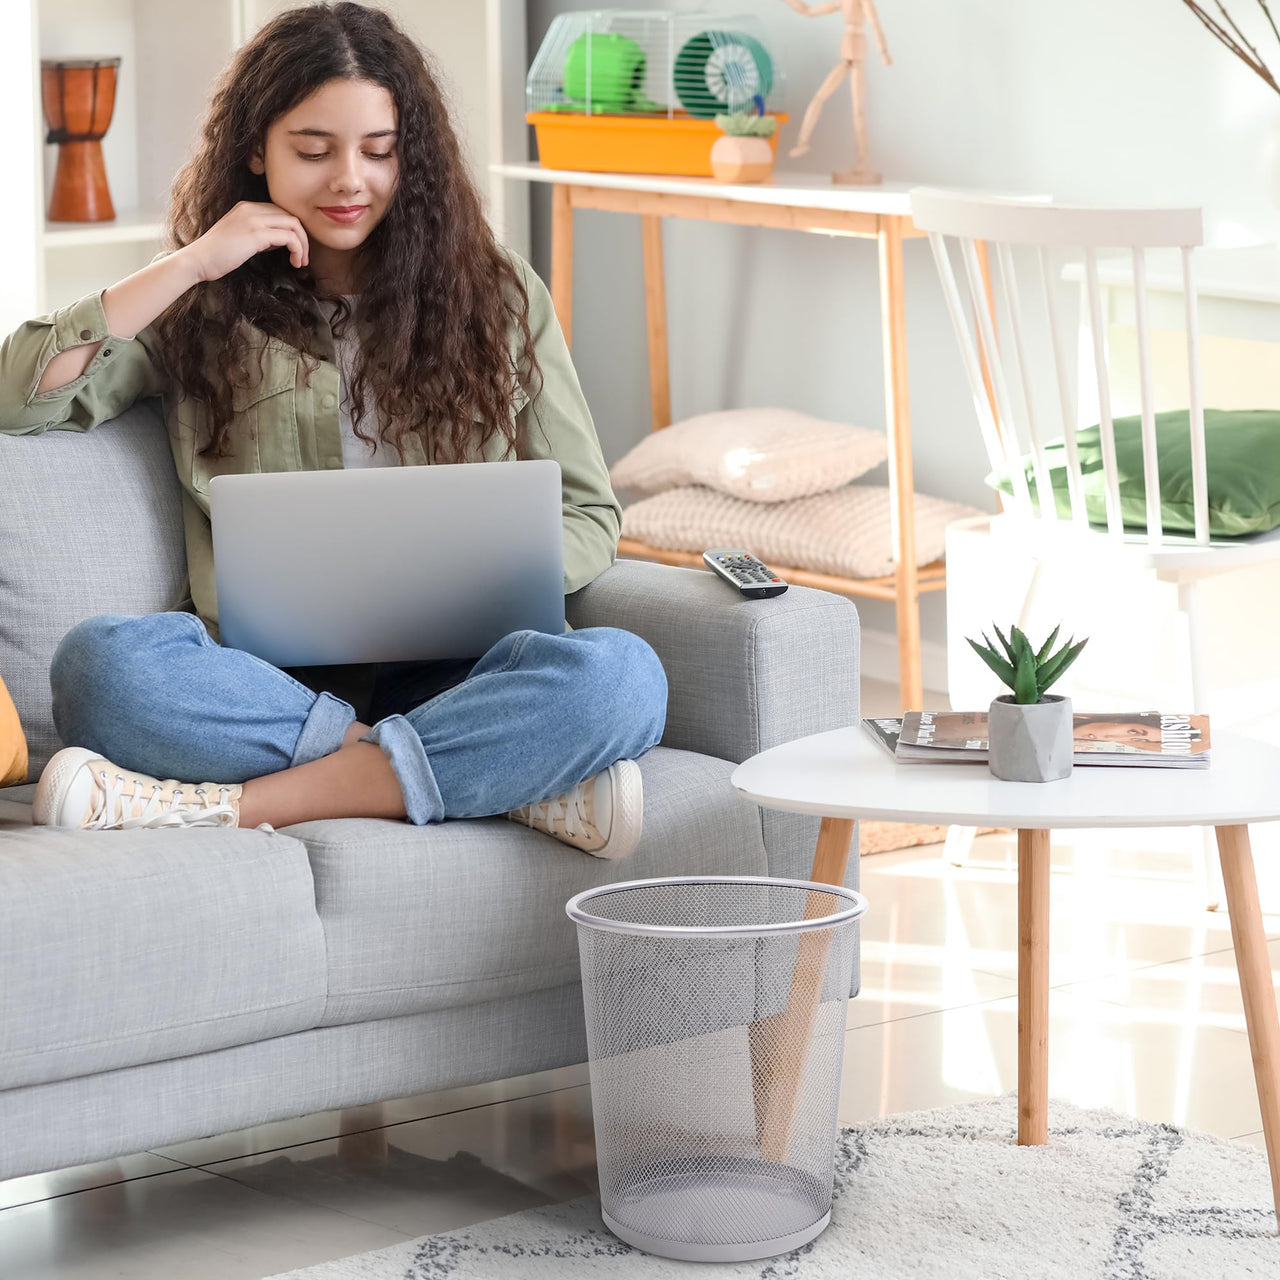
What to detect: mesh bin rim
<box><xmin>565</xmin><ymin>874</ymin><xmax>867</xmax><ymax>937</ymax></box>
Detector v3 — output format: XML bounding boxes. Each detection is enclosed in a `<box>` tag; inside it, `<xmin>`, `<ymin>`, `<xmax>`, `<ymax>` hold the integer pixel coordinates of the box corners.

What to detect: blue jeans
<box><xmin>49</xmin><ymin>613</ymin><xmax>668</xmax><ymax>825</ymax></box>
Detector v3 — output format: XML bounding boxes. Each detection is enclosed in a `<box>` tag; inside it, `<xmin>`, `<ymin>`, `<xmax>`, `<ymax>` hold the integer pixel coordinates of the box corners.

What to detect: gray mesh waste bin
<box><xmin>566</xmin><ymin>875</ymin><xmax>867</xmax><ymax>1263</ymax></box>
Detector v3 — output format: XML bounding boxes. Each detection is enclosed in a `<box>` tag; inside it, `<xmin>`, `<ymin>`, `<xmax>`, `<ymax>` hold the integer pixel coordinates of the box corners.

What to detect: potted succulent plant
<box><xmin>967</xmin><ymin>624</ymin><xmax>1088</xmax><ymax>782</ymax></box>
<box><xmin>710</xmin><ymin>112</ymin><xmax>778</xmax><ymax>183</ymax></box>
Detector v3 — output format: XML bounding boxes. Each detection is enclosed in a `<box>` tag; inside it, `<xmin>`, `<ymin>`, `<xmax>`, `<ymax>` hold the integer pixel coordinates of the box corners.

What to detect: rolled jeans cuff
<box><xmin>365</xmin><ymin>713</ymin><xmax>443</xmax><ymax>825</ymax></box>
<box><xmin>291</xmin><ymin>691</ymin><xmax>356</xmax><ymax>767</ymax></box>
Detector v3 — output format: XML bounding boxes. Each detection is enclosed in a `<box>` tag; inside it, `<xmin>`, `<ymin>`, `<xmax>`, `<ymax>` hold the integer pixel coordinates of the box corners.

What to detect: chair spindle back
<box><xmin>910</xmin><ymin>189</ymin><xmax>1209</xmax><ymax>547</ymax></box>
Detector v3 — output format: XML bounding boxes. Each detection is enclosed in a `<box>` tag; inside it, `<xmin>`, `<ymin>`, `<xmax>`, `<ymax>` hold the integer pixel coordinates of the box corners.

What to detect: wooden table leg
<box><xmin>877</xmin><ymin>216</ymin><xmax>922</xmax><ymax>712</ymax></box>
<box><xmin>973</xmin><ymin>240</ymin><xmax>1003</xmax><ymax>465</ymax></box>
<box><xmin>550</xmin><ymin>183</ymin><xmax>574</xmax><ymax>347</ymax></box>
<box><xmin>810</xmin><ymin>815</ymin><xmax>857</xmax><ymax>887</ymax></box>
<box><xmin>639</xmin><ymin>214</ymin><xmax>671</xmax><ymax>433</ymax></box>
<box><xmin>752</xmin><ymin>816</ymin><xmax>856</xmax><ymax>1162</ymax></box>
<box><xmin>1216</xmin><ymin>825</ymin><xmax>1280</xmax><ymax>1230</ymax></box>
<box><xmin>1018</xmin><ymin>828</ymin><xmax>1051</xmax><ymax>1145</ymax></box>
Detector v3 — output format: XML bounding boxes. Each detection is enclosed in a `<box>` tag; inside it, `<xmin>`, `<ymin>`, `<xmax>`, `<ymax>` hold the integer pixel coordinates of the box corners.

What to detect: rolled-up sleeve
<box><xmin>512</xmin><ymin>255</ymin><xmax>622</xmax><ymax>595</ymax></box>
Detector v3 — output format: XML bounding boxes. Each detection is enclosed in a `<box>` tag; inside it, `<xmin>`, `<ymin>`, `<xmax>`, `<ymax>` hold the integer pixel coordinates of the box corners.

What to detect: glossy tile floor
<box><xmin>3</xmin><ymin>678</ymin><xmax>1278</xmax><ymax>1278</ymax></box>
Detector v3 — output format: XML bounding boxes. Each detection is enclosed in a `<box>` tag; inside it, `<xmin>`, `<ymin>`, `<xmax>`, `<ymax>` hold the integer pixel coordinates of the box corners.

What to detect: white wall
<box><xmin>525</xmin><ymin>0</ymin><xmax>1280</xmax><ymax>660</ymax></box>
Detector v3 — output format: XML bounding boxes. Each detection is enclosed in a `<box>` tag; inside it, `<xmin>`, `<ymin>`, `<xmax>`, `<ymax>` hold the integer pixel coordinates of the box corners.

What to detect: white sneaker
<box><xmin>507</xmin><ymin>759</ymin><xmax>643</xmax><ymax>859</ymax></box>
<box><xmin>33</xmin><ymin>747</ymin><xmax>243</xmax><ymax>831</ymax></box>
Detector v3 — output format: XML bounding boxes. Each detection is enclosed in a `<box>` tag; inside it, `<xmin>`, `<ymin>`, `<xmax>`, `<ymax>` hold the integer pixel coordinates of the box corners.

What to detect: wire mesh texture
<box><xmin>528</xmin><ymin>11</ymin><xmax>783</xmax><ymax>120</ymax></box>
<box><xmin>567</xmin><ymin>876</ymin><xmax>866</xmax><ymax>1262</ymax></box>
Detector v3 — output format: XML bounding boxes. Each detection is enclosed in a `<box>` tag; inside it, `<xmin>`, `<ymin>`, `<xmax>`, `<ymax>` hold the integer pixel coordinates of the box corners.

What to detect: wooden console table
<box><xmin>492</xmin><ymin>163</ymin><xmax>949</xmax><ymax>710</ymax></box>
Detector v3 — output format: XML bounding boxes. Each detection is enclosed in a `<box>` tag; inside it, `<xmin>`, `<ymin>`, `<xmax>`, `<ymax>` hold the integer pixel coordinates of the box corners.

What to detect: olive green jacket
<box><xmin>0</xmin><ymin>252</ymin><xmax>621</xmax><ymax>640</ymax></box>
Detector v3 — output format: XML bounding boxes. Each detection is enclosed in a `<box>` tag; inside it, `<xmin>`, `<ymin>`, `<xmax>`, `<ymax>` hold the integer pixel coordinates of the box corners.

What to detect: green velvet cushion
<box><xmin>993</xmin><ymin>408</ymin><xmax>1280</xmax><ymax>537</ymax></box>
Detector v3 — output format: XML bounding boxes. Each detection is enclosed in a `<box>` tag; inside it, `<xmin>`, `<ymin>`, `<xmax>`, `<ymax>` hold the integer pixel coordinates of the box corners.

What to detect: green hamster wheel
<box><xmin>562</xmin><ymin>32</ymin><xmax>648</xmax><ymax>111</ymax></box>
<box><xmin>673</xmin><ymin>30</ymin><xmax>773</xmax><ymax>119</ymax></box>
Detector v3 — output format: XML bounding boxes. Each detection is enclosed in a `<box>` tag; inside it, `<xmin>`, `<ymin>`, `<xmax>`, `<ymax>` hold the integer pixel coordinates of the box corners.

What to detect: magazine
<box><xmin>861</xmin><ymin>711</ymin><xmax>1211</xmax><ymax>769</ymax></box>
<box><xmin>862</xmin><ymin>717</ymin><xmax>904</xmax><ymax>758</ymax></box>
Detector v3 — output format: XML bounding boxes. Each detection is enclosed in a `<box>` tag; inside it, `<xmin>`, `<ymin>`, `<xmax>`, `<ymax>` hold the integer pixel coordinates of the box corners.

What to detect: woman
<box><xmin>0</xmin><ymin>2</ymin><xmax>666</xmax><ymax>857</ymax></box>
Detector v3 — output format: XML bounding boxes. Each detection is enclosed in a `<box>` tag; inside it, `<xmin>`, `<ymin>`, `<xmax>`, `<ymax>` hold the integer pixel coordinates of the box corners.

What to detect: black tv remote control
<box><xmin>702</xmin><ymin>549</ymin><xmax>789</xmax><ymax>598</ymax></box>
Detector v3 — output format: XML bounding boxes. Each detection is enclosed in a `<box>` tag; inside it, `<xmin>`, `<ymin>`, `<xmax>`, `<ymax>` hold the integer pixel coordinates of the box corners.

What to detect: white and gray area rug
<box><xmin>268</xmin><ymin>1095</ymin><xmax>1278</xmax><ymax>1279</ymax></box>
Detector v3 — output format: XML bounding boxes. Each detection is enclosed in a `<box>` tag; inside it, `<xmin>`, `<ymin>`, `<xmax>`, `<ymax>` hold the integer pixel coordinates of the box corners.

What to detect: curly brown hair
<box><xmin>154</xmin><ymin>0</ymin><xmax>541</xmax><ymax>464</ymax></box>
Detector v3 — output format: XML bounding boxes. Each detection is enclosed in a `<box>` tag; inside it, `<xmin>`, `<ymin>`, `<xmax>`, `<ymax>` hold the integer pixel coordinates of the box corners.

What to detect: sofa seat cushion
<box><xmin>0</xmin><ymin>820</ymin><xmax>327</xmax><ymax>1089</ymax></box>
<box><xmin>286</xmin><ymin>746</ymin><xmax>768</xmax><ymax>1028</ymax></box>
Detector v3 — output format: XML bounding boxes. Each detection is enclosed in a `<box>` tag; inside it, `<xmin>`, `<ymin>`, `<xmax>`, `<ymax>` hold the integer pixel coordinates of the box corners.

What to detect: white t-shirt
<box><xmin>321</xmin><ymin>295</ymin><xmax>399</xmax><ymax>469</ymax></box>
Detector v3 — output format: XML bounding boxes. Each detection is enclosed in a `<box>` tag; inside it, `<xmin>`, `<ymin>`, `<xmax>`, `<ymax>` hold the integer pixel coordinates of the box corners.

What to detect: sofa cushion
<box><xmin>0</xmin><ymin>818</ymin><xmax>327</xmax><ymax>1089</ymax></box>
<box><xmin>285</xmin><ymin>746</ymin><xmax>768</xmax><ymax>1027</ymax></box>
<box><xmin>993</xmin><ymin>407</ymin><xmax>1280</xmax><ymax>537</ymax></box>
<box><xmin>0</xmin><ymin>400</ymin><xmax>187</xmax><ymax>779</ymax></box>
<box><xmin>622</xmin><ymin>483</ymin><xmax>983</xmax><ymax>578</ymax></box>
<box><xmin>609</xmin><ymin>406</ymin><xmax>888</xmax><ymax>503</ymax></box>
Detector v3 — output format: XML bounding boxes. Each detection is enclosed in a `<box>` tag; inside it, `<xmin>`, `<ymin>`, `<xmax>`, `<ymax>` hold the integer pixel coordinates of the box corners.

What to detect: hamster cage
<box><xmin>526</xmin><ymin>10</ymin><xmax>787</xmax><ymax>177</ymax></box>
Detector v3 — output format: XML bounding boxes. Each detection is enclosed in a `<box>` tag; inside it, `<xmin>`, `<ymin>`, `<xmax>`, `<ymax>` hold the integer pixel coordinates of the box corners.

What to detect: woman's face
<box><xmin>250</xmin><ymin>77</ymin><xmax>400</xmax><ymax>292</ymax></box>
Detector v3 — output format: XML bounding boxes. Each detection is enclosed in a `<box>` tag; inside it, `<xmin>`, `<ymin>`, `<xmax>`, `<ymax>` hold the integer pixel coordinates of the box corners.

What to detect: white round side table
<box><xmin>731</xmin><ymin>726</ymin><xmax>1280</xmax><ymax>1228</ymax></box>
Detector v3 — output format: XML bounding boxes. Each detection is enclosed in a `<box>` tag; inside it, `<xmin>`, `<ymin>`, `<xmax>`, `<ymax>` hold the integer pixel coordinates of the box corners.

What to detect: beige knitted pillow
<box><xmin>621</xmin><ymin>485</ymin><xmax>984</xmax><ymax>579</ymax></box>
<box><xmin>610</xmin><ymin>408</ymin><xmax>888</xmax><ymax>503</ymax></box>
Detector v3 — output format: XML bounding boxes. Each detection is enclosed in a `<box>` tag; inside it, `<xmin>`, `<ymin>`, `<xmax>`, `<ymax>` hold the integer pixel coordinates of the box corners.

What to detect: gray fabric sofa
<box><xmin>0</xmin><ymin>399</ymin><xmax>860</xmax><ymax>1182</ymax></box>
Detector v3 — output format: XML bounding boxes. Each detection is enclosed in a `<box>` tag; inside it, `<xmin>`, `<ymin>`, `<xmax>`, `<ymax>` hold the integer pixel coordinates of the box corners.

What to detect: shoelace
<box><xmin>89</xmin><ymin>770</ymin><xmax>238</xmax><ymax>831</ymax></box>
<box><xmin>520</xmin><ymin>783</ymin><xmax>591</xmax><ymax>840</ymax></box>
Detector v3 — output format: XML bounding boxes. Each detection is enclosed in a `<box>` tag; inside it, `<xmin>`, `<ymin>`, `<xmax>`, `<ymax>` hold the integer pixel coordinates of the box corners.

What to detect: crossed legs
<box><xmin>48</xmin><ymin>612</ymin><xmax>668</xmax><ymax>828</ymax></box>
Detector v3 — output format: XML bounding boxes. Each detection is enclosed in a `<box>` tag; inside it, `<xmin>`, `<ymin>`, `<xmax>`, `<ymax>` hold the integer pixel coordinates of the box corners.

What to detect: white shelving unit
<box><xmin>41</xmin><ymin>210</ymin><xmax>168</xmax><ymax>249</ymax></box>
<box><xmin>10</xmin><ymin>0</ymin><xmax>528</xmax><ymax>334</ymax></box>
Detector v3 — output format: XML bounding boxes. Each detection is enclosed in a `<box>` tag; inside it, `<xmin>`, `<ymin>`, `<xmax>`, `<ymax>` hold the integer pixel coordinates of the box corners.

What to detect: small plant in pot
<box><xmin>711</xmin><ymin>112</ymin><xmax>777</xmax><ymax>183</ymax></box>
<box><xmin>967</xmin><ymin>624</ymin><xmax>1088</xmax><ymax>783</ymax></box>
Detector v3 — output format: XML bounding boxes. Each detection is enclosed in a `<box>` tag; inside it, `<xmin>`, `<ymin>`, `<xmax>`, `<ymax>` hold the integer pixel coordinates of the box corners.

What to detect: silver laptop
<box><xmin>209</xmin><ymin>461</ymin><xmax>565</xmax><ymax>666</ymax></box>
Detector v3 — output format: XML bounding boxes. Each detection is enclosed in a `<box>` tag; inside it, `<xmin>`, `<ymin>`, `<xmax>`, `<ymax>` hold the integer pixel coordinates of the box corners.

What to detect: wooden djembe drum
<box><xmin>41</xmin><ymin>58</ymin><xmax>122</xmax><ymax>222</ymax></box>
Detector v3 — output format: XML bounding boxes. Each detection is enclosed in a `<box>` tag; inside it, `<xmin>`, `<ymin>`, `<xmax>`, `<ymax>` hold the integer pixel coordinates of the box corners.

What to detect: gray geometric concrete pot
<box><xmin>988</xmin><ymin>694</ymin><xmax>1073</xmax><ymax>782</ymax></box>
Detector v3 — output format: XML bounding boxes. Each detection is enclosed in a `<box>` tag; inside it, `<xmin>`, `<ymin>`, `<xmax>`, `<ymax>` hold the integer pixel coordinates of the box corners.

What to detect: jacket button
<box><xmin>79</xmin><ymin>329</ymin><xmax>92</xmax><ymax>340</ymax></box>
<box><xmin>321</xmin><ymin>393</ymin><xmax>336</xmax><ymax>409</ymax></box>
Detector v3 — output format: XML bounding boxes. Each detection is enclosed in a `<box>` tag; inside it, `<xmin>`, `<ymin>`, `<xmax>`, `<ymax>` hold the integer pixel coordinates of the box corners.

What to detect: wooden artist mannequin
<box><xmin>780</xmin><ymin>0</ymin><xmax>891</xmax><ymax>185</ymax></box>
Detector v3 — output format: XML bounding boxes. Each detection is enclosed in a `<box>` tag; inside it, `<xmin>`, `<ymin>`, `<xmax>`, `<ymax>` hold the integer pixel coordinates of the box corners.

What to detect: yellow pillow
<box><xmin>0</xmin><ymin>674</ymin><xmax>29</xmax><ymax>787</ymax></box>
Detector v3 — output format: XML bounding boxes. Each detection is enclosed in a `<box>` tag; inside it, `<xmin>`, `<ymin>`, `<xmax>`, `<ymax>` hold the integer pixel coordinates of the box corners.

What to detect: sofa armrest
<box><xmin>566</xmin><ymin>559</ymin><xmax>860</xmax><ymax>765</ymax></box>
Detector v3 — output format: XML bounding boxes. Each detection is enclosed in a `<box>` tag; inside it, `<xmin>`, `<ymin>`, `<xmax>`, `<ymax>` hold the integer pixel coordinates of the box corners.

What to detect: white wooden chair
<box><xmin>910</xmin><ymin>187</ymin><xmax>1280</xmax><ymax>909</ymax></box>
